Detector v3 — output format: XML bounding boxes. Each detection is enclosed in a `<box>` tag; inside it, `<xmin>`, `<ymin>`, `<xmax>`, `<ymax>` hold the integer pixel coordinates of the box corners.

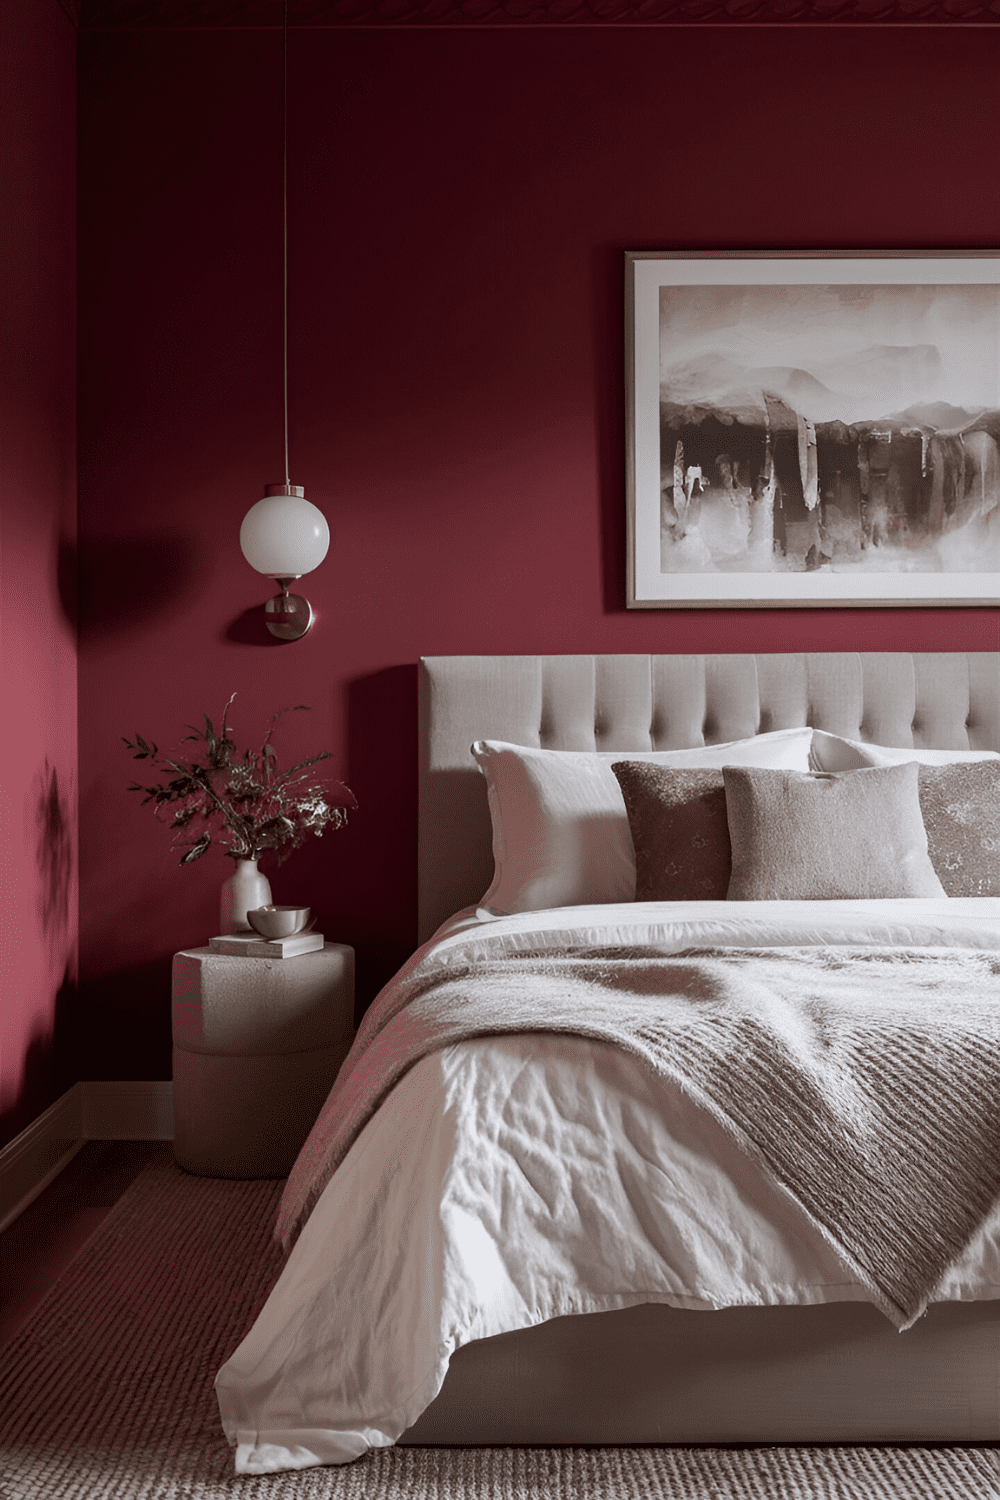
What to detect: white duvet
<box><xmin>216</xmin><ymin>898</ymin><xmax>1000</xmax><ymax>1475</ymax></box>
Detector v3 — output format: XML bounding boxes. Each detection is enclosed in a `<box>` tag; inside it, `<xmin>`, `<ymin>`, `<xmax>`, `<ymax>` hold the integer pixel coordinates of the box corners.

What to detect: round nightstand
<box><xmin>171</xmin><ymin>942</ymin><xmax>354</xmax><ymax>1178</ymax></box>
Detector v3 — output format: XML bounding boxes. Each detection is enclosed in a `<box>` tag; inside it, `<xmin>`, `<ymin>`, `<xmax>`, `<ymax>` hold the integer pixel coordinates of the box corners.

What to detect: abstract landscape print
<box><xmin>627</xmin><ymin>256</ymin><xmax>1000</xmax><ymax>607</ymax></box>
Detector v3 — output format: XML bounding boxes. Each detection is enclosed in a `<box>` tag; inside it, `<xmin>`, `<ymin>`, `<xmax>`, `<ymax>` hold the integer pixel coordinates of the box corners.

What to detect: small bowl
<box><xmin>247</xmin><ymin>905</ymin><xmax>312</xmax><ymax>939</ymax></box>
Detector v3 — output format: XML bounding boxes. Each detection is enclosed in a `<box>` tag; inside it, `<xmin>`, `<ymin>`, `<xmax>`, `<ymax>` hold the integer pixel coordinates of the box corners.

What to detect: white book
<box><xmin>208</xmin><ymin>931</ymin><xmax>325</xmax><ymax>959</ymax></box>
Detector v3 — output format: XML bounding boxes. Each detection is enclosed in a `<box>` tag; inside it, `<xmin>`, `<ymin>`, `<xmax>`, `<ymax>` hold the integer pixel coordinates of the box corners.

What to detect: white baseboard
<box><xmin>0</xmin><ymin>1088</ymin><xmax>84</xmax><ymax>1236</ymax></box>
<box><xmin>80</xmin><ymin>1080</ymin><xmax>175</xmax><ymax>1141</ymax></box>
<box><xmin>0</xmin><ymin>1080</ymin><xmax>174</xmax><ymax>1235</ymax></box>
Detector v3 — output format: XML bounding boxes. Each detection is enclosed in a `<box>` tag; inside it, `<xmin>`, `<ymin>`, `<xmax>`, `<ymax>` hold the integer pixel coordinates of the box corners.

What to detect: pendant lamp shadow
<box><xmin>240</xmin><ymin>0</ymin><xmax>327</xmax><ymax>642</ymax></box>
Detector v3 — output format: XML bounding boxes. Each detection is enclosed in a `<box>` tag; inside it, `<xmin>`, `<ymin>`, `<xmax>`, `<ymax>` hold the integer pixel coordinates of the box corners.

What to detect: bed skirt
<box><xmin>400</xmin><ymin>1298</ymin><xmax>1000</xmax><ymax>1445</ymax></box>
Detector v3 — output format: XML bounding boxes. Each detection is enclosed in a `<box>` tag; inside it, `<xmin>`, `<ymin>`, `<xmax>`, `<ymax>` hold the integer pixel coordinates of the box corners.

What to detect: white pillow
<box><xmin>811</xmin><ymin>729</ymin><xmax>1000</xmax><ymax>773</ymax></box>
<box><xmin>471</xmin><ymin>728</ymin><xmax>815</xmax><ymax>916</ymax></box>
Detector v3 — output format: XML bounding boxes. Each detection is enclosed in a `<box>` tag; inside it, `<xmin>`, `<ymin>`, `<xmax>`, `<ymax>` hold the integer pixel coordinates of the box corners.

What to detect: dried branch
<box><xmin>124</xmin><ymin>695</ymin><xmax>355</xmax><ymax>865</ymax></box>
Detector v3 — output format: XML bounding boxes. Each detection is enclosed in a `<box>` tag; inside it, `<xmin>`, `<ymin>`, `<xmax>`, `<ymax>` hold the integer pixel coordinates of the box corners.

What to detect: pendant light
<box><xmin>240</xmin><ymin>0</ymin><xmax>329</xmax><ymax>641</ymax></box>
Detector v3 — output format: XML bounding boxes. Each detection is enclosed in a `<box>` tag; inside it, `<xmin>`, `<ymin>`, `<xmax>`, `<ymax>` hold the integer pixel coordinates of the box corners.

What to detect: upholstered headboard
<box><xmin>418</xmin><ymin>653</ymin><xmax>1000</xmax><ymax>940</ymax></box>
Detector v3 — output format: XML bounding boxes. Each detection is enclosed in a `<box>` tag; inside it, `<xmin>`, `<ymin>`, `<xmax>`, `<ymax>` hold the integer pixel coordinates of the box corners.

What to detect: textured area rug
<box><xmin>1</xmin><ymin>1155</ymin><xmax>997</xmax><ymax>1500</ymax></box>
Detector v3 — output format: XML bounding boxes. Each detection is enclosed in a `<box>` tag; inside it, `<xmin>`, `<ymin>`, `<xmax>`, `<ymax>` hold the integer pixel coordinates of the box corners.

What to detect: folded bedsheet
<box><xmin>216</xmin><ymin>898</ymin><xmax>1000</xmax><ymax>1475</ymax></box>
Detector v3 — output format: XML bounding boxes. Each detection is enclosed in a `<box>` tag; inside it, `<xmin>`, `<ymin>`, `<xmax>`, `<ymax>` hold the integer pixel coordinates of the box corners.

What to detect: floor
<box><xmin>0</xmin><ymin>1139</ymin><xmax>170</xmax><ymax>1349</ymax></box>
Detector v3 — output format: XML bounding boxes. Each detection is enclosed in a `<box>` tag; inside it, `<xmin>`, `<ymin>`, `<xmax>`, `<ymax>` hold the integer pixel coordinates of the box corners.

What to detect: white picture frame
<box><xmin>625</xmin><ymin>250</ymin><xmax>1000</xmax><ymax>609</ymax></box>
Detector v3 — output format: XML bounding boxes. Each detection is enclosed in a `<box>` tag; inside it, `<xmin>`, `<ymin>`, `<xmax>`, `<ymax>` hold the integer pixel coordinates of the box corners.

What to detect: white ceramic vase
<box><xmin>220</xmin><ymin>858</ymin><xmax>272</xmax><ymax>934</ymax></box>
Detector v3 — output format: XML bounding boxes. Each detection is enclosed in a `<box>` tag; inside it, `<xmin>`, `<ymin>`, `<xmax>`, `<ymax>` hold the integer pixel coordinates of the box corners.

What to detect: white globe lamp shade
<box><xmin>240</xmin><ymin>484</ymin><xmax>330</xmax><ymax>579</ymax></box>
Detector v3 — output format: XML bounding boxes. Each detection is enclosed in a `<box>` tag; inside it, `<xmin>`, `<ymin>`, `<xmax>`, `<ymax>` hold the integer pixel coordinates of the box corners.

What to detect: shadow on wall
<box><xmin>222</xmin><ymin>604</ymin><xmax>288</xmax><ymax>647</ymax></box>
<box><xmin>0</xmin><ymin>764</ymin><xmax>80</xmax><ymax>1149</ymax></box>
<box><xmin>20</xmin><ymin>756</ymin><xmax>172</xmax><ymax>1110</ymax></box>
<box><xmin>58</xmin><ymin>536</ymin><xmax>78</xmax><ymax>630</ymax></box>
<box><xmin>78</xmin><ymin>534</ymin><xmax>202</xmax><ymax>636</ymax></box>
<box><xmin>0</xmin><ymin>966</ymin><xmax>78</xmax><ymax>1150</ymax></box>
<box><xmin>34</xmin><ymin>760</ymin><xmax>73</xmax><ymax>944</ymax></box>
<box><xmin>73</xmin><ymin>958</ymin><xmax>174</xmax><ymax>1087</ymax></box>
<box><xmin>345</xmin><ymin>664</ymin><xmax>419</xmax><ymax>1022</ymax></box>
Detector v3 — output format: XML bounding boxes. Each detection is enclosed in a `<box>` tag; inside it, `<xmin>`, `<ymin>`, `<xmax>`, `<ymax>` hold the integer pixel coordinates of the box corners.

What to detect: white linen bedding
<box><xmin>216</xmin><ymin>898</ymin><xmax>1000</xmax><ymax>1475</ymax></box>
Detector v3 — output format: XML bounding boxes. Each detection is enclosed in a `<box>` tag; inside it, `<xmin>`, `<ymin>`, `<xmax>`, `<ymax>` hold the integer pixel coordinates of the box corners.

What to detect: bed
<box><xmin>215</xmin><ymin>652</ymin><xmax>1000</xmax><ymax>1474</ymax></box>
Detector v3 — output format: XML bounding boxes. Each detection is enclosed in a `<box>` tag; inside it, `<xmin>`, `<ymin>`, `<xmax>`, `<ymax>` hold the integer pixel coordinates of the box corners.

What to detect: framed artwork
<box><xmin>625</xmin><ymin>251</ymin><xmax>1000</xmax><ymax>608</ymax></box>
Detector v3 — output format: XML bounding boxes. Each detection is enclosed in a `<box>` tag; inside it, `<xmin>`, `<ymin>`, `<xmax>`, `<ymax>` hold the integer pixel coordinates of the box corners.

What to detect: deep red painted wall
<box><xmin>77</xmin><ymin>24</ymin><xmax>999</xmax><ymax>1081</ymax></box>
<box><xmin>0</xmin><ymin>0</ymin><xmax>78</xmax><ymax>1146</ymax></box>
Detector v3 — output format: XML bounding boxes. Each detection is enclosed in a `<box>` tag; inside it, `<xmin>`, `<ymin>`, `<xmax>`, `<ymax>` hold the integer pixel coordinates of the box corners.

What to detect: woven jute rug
<box><xmin>1</xmin><ymin>1154</ymin><xmax>997</xmax><ymax>1500</ymax></box>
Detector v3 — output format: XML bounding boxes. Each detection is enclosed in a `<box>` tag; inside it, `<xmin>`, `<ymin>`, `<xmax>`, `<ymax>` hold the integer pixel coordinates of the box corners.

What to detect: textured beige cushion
<box><xmin>471</xmin><ymin>730</ymin><xmax>814</xmax><ymax>915</ymax></box>
<box><xmin>917</xmin><ymin>762</ymin><xmax>1000</xmax><ymax>897</ymax></box>
<box><xmin>724</xmin><ymin>764</ymin><xmax>947</xmax><ymax>902</ymax></box>
<box><xmin>811</xmin><ymin>741</ymin><xmax>1000</xmax><ymax>894</ymax></box>
<box><xmin>611</xmin><ymin>763</ymin><xmax>731</xmax><ymax>902</ymax></box>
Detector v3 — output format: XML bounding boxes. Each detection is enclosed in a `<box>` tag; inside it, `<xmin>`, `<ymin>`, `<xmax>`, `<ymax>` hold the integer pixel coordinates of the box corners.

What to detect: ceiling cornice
<box><xmin>78</xmin><ymin>0</ymin><xmax>1000</xmax><ymax>25</ymax></box>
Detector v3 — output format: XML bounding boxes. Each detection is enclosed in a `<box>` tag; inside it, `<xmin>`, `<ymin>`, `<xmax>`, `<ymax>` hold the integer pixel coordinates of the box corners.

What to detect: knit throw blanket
<box><xmin>276</xmin><ymin>945</ymin><xmax>1000</xmax><ymax>1329</ymax></box>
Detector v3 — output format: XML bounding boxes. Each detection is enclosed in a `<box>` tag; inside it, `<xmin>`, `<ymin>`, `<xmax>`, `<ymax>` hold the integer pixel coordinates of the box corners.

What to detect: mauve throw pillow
<box><xmin>723</xmin><ymin>762</ymin><xmax>946</xmax><ymax>901</ymax></box>
<box><xmin>917</xmin><ymin>761</ymin><xmax>1000</xmax><ymax>897</ymax></box>
<box><xmin>611</xmin><ymin>763</ymin><xmax>732</xmax><ymax>901</ymax></box>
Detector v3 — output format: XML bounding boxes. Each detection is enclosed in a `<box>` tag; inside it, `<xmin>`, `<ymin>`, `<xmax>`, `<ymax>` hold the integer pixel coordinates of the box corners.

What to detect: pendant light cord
<box><xmin>282</xmin><ymin>0</ymin><xmax>290</xmax><ymax>488</ymax></box>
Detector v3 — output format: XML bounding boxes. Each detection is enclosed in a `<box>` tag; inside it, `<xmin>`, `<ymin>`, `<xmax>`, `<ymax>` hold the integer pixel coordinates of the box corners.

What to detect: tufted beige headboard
<box><xmin>418</xmin><ymin>653</ymin><xmax>1000</xmax><ymax>940</ymax></box>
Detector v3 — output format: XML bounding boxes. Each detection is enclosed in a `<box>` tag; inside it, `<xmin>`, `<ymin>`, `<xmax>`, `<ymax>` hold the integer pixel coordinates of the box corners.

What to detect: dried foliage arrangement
<box><xmin>124</xmin><ymin>695</ymin><xmax>356</xmax><ymax>865</ymax></box>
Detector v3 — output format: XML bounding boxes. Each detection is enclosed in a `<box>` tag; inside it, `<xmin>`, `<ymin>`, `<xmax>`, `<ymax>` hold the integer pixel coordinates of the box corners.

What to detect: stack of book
<box><xmin>208</xmin><ymin>931</ymin><xmax>325</xmax><ymax>959</ymax></box>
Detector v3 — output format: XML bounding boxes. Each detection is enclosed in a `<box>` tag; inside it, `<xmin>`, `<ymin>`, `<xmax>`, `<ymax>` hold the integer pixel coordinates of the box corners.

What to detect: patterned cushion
<box><xmin>917</xmin><ymin>762</ymin><xmax>1000</xmax><ymax>897</ymax></box>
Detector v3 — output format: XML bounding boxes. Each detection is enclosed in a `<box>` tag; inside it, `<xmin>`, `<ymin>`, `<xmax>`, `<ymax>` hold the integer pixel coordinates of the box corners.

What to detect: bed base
<box><xmin>401</xmin><ymin>1298</ymin><xmax>1000</xmax><ymax>1444</ymax></box>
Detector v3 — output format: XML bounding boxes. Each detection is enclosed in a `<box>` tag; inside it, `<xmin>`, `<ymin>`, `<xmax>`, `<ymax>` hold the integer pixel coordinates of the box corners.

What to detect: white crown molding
<box><xmin>0</xmin><ymin>1081</ymin><xmax>174</xmax><ymax>1235</ymax></box>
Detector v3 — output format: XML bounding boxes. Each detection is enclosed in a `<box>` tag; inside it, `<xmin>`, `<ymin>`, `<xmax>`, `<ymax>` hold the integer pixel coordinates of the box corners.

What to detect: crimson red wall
<box><xmin>0</xmin><ymin>0</ymin><xmax>78</xmax><ymax>1147</ymax></box>
<box><xmin>77</xmin><ymin>23</ymin><xmax>999</xmax><ymax>1082</ymax></box>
